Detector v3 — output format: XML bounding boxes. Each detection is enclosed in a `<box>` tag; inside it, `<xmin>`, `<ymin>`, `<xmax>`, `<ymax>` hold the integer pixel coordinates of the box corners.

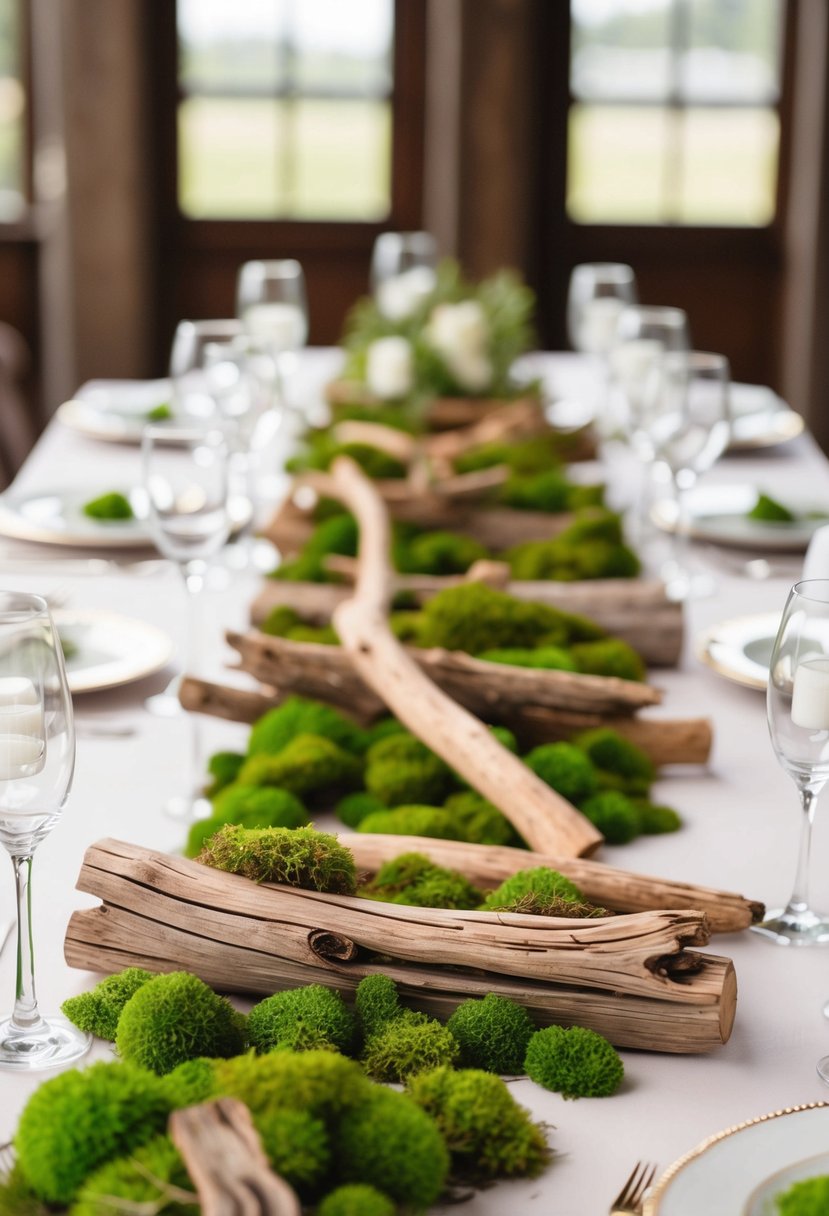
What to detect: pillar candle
<box><xmin>791</xmin><ymin>657</ymin><xmax>829</xmax><ymax>730</ymax></box>
<box><xmin>0</xmin><ymin>677</ymin><xmax>46</xmax><ymax>780</ymax></box>
<box><xmin>242</xmin><ymin>303</ymin><xmax>307</xmax><ymax>353</ymax></box>
<box><xmin>579</xmin><ymin>298</ymin><xmax>625</xmax><ymax>355</ymax></box>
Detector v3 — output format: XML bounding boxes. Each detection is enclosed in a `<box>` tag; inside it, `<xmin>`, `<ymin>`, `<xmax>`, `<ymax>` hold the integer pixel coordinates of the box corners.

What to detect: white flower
<box><xmin>445</xmin><ymin>348</ymin><xmax>493</xmax><ymax>393</ymax></box>
<box><xmin>426</xmin><ymin>300</ymin><xmax>490</xmax><ymax>358</ymax></box>
<box><xmin>376</xmin><ymin>266</ymin><xmax>437</xmax><ymax>321</ymax></box>
<box><xmin>366</xmin><ymin>336</ymin><xmax>414</xmax><ymax>400</ymax></box>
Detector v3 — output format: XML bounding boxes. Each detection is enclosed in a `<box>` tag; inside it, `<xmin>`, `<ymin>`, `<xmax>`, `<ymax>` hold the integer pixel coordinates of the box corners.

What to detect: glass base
<box><xmin>0</xmin><ymin>1014</ymin><xmax>91</xmax><ymax>1071</ymax></box>
<box><xmin>817</xmin><ymin>1055</ymin><xmax>829</xmax><ymax>1084</ymax></box>
<box><xmin>750</xmin><ymin>906</ymin><xmax>829</xmax><ymax>946</ymax></box>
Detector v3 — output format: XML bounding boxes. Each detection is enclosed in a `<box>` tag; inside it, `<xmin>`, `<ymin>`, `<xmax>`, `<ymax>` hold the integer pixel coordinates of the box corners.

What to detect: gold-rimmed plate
<box><xmin>728</xmin><ymin>383</ymin><xmax>804</xmax><ymax>452</ymax></box>
<box><xmin>695</xmin><ymin>612</ymin><xmax>778</xmax><ymax>690</ymax></box>
<box><xmin>652</xmin><ymin>486</ymin><xmax>829</xmax><ymax>552</ymax></box>
<box><xmin>644</xmin><ymin>1103</ymin><xmax>829</xmax><ymax>1215</ymax></box>
<box><xmin>57</xmin><ymin>379</ymin><xmax>173</xmax><ymax>445</ymax></box>
<box><xmin>54</xmin><ymin>609</ymin><xmax>174</xmax><ymax>694</ymax></box>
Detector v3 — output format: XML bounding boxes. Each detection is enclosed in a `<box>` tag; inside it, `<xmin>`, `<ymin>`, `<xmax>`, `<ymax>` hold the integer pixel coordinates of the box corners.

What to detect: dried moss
<box><xmin>197</xmin><ymin>824</ymin><xmax>357</xmax><ymax>894</ymax></box>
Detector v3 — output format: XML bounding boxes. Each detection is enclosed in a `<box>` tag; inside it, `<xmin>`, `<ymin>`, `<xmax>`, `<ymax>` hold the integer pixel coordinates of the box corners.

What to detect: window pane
<box><xmin>293</xmin><ymin>99</ymin><xmax>390</xmax><ymax>218</ymax></box>
<box><xmin>685</xmin><ymin>0</ymin><xmax>781</xmax><ymax>103</ymax></box>
<box><xmin>571</xmin><ymin>0</ymin><xmax>673</xmax><ymax>102</ymax></box>
<box><xmin>293</xmin><ymin>0</ymin><xmax>392</xmax><ymax>93</ymax></box>
<box><xmin>179</xmin><ymin>0</ymin><xmax>286</xmax><ymax>92</ymax></box>
<box><xmin>0</xmin><ymin>0</ymin><xmax>24</xmax><ymax>218</ymax></box>
<box><xmin>679</xmin><ymin>107</ymin><xmax>778</xmax><ymax>224</ymax></box>
<box><xmin>179</xmin><ymin>98</ymin><xmax>282</xmax><ymax>218</ymax></box>
<box><xmin>567</xmin><ymin>105</ymin><xmax>667</xmax><ymax>223</ymax></box>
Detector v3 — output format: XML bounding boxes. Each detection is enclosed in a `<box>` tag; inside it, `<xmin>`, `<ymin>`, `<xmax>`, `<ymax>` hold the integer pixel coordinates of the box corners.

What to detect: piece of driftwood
<box><xmin>251</xmin><ymin>573</ymin><xmax>684</xmax><ymax>669</ymax></box>
<box><xmin>291</xmin><ymin>457</ymin><xmax>604</xmax><ymax>857</ymax></box>
<box><xmin>65</xmin><ymin>838</ymin><xmax>737</xmax><ymax>1053</ymax></box>
<box><xmin>178</xmin><ymin>675</ymin><xmax>712</xmax><ymax>767</ymax></box>
<box><xmin>339</xmin><ymin>834</ymin><xmax>763</xmax><ymax>934</ymax></box>
<box><xmin>170</xmin><ymin>1099</ymin><xmax>301</xmax><ymax>1216</ymax></box>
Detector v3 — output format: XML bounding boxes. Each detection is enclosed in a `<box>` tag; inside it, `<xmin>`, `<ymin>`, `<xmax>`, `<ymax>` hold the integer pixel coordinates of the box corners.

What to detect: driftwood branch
<box><xmin>339</xmin><ymin>834</ymin><xmax>763</xmax><ymax>934</ymax></box>
<box><xmin>64</xmin><ymin>838</ymin><xmax>737</xmax><ymax>1053</ymax></box>
<box><xmin>306</xmin><ymin>457</ymin><xmax>603</xmax><ymax>857</ymax></box>
<box><xmin>170</xmin><ymin>1098</ymin><xmax>300</xmax><ymax>1216</ymax></box>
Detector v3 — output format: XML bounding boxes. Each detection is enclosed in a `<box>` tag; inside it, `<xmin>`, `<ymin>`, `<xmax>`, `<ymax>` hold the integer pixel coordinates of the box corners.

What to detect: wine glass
<box><xmin>170</xmin><ymin>318</ymin><xmax>244</xmax><ymax>419</ymax></box>
<box><xmin>370</xmin><ymin>231</ymin><xmax>438</xmax><ymax>320</ymax></box>
<box><xmin>644</xmin><ymin>351</ymin><xmax>730</xmax><ymax>600</ymax></box>
<box><xmin>236</xmin><ymin>260</ymin><xmax>308</xmax><ymax>414</ymax></box>
<box><xmin>567</xmin><ymin>263</ymin><xmax>638</xmax><ymax>357</ymax></box>
<box><xmin>757</xmin><ymin>581</ymin><xmax>829</xmax><ymax>953</ymax></box>
<box><xmin>141</xmin><ymin>425</ymin><xmax>231</xmax><ymax>815</ymax></box>
<box><xmin>0</xmin><ymin>592</ymin><xmax>90</xmax><ymax>1070</ymax></box>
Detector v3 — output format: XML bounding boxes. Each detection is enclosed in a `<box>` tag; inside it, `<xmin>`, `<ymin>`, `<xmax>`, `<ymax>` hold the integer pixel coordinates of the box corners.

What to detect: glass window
<box><xmin>0</xmin><ymin>0</ymin><xmax>25</xmax><ymax>220</ymax></box>
<box><xmin>568</xmin><ymin>0</ymin><xmax>784</xmax><ymax>226</ymax></box>
<box><xmin>177</xmin><ymin>0</ymin><xmax>394</xmax><ymax>221</ymax></box>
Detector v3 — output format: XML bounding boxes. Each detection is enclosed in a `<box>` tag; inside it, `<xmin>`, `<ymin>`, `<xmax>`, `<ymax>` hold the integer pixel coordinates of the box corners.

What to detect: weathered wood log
<box><xmin>339</xmin><ymin>834</ymin><xmax>762</xmax><ymax>933</ymax></box>
<box><xmin>514</xmin><ymin>706</ymin><xmax>713</xmax><ymax>766</ymax></box>
<box><xmin>64</xmin><ymin>838</ymin><xmax>737</xmax><ymax>1052</ymax></box>
<box><xmin>226</xmin><ymin>630</ymin><xmax>661</xmax><ymax>718</ymax></box>
<box><xmin>251</xmin><ymin>575</ymin><xmax>684</xmax><ymax>668</ymax></box>
<box><xmin>316</xmin><ymin>457</ymin><xmax>604</xmax><ymax>856</ymax></box>
<box><xmin>170</xmin><ymin>1099</ymin><xmax>301</xmax><ymax>1216</ymax></box>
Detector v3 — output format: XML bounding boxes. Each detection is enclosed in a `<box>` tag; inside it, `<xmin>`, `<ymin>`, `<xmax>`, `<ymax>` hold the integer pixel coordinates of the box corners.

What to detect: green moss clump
<box><xmin>446</xmin><ymin>994</ymin><xmax>535</xmax><ymax>1073</ymax></box>
<box><xmin>317</xmin><ymin>1183</ymin><xmax>396</xmax><ymax>1216</ymax></box>
<box><xmin>443</xmin><ymin>791</ymin><xmax>524</xmax><ymax>847</ymax></box>
<box><xmin>82</xmin><ymin>491</ymin><xmax>134</xmax><ymax>520</ymax></box>
<box><xmin>248</xmin><ymin>695</ymin><xmax>369</xmax><ymax>757</ymax></box>
<box><xmin>579</xmin><ymin>791</ymin><xmax>642</xmax><ymax>844</ymax></box>
<box><xmin>572</xmin><ymin>728</ymin><xmax>655</xmax><ymax>784</ymax></box>
<box><xmin>205</xmin><ymin>750</ymin><xmax>246</xmax><ymax>795</ymax></box>
<box><xmin>15</xmin><ymin>1061</ymin><xmax>172</xmax><ymax>1204</ymax></box>
<box><xmin>479</xmin><ymin>866</ymin><xmax>597</xmax><ymax>917</ymax></box>
<box><xmin>115</xmin><ymin>972</ymin><xmax>245</xmax><ymax>1075</ymax></box>
<box><xmin>478</xmin><ymin>645</ymin><xmax>578</xmax><ymax>671</ymax></box>
<box><xmin>0</xmin><ymin>1164</ymin><xmax>48</xmax><ymax>1216</ymax></box>
<box><xmin>146</xmin><ymin>402</ymin><xmax>173</xmax><ymax>422</ymax></box>
<box><xmin>364</xmin><ymin>733</ymin><xmax>456</xmax><ymax>806</ymax></box>
<box><xmin>70</xmin><ymin>1135</ymin><xmax>195</xmax><ymax>1216</ymax></box>
<box><xmin>259</xmin><ymin>605</ymin><xmax>302</xmax><ymax>637</ymax></box>
<box><xmin>335</xmin><ymin>1086</ymin><xmax>449</xmax><ymax>1209</ymax></box>
<box><xmin>570</xmin><ymin>639</ymin><xmax>646</xmax><ymax>682</ymax></box>
<box><xmin>357</xmin><ymin>804</ymin><xmax>461</xmax><ymax>841</ymax></box>
<box><xmin>287</xmin><ymin>436</ymin><xmax>407</xmax><ymax>481</ymax></box>
<box><xmin>407</xmin><ymin>1066</ymin><xmax>550</xmax><ymax>1180</ymax></box>
<box><xmin>213</xmin><ymin>1049</ymin><xmax>369</xmax><ymax>1120</ymax></box>
<box><xmin>635</xmin><ymin>801</ymin><xmax>682</xmax><ymax>834</ymax></box>
<box><xmin>362</xmin><ymin>1011</ymin><xmax>459</xmax><ymax>1082</ymax></box>
<box><xmin>248</xmin><ymin>985</ymin><xmax>356</xmax><ymax>1054</ymax></box>
<box><xmin>162</xmin><ymin>1058</ymin><xmax>217</xmax><ymax>1107</ymax></box>
<box><xmin>748</xmin><ymin>492</ymin><xmax>795</xmax><ymax>522</ymax></box>
<box><xmin>360</xmin><ymin>851</ymin><xmax>483</xmax><ymax>910</ymax></box>
<box><xmin>396</xmin><ymin>529</ymin><xmax>490</xmax><ymax>576</ymax></box>
<box><xmin>454</xmin><ymin>432</ymin><xmax>583</xmax><ymax>476</ymax></box>
<box><xmin>507</xmin><ymin>511</ymin><xmax>641</xmax><ymax>581</ymax></box>
<box><xmin>355</xmin><ymin>974</ymin><xmax>403</xmax><ymax>1040</ymax></box>
<box><xmin>61</xmin><ymin>968</ymin><xmax>153</xmax><ymax>1041</ymax></box>
<box><xmin>186</xmin><ymin>786</ymin><xmax>310</xmax><ymax>857</ymax></box>
<box><xmin>335</xmin><ymin>790</ymin><xmax>386</xmax><ymax>828</ymax></box>
<box><xmin>499</xmin><ymin>468</ymin><xmax>598</xmax><ymax>513</ymax></box>
<box><xmin>524</xmin><ymin>1025</ymin><xmax>624</xmax><ymax>1098</ymax></box>
<box><xmin>253</xmin><ymin>1109</ymin><xmax>330</xmax><ymax>1197</ymax></box>
<box><xmin>775</xmin><ymin>1176</ymin><xmax>829</xmax><ymax>1215</ymax></box>
<box><xmin>363</xmin><ymin>717</ymin><xmax>407</xmax><ymax>747</ymax></box>
<box><xmin>524</xmin><ymin>742</ymin><xmax>599</xmax><ymax>804</ymax></box>
<box><xmin>198</xmin><ymin>824</ymin><xmax>357</xmax><ymax>894</ymax></box>
<box><xmin>237</xmin><ymin>734</ymin><xmax>364</xmax><ymax>801</ymax></box>
<box><xmin>415</xmin><ymin>581</ymin><xmax>602</xmax><ymax>653</ymax></box>
<box><xmin>270</xmin><ymin>514</ymin><xmax>360</xmax><ymax>584</ymax></box>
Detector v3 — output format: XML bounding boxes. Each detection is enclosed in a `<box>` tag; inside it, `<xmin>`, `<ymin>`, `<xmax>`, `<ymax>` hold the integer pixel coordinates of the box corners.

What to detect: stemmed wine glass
<box><xmin>170</xmin><ymin>318</ymin><xmax>244</xmax><ymax>419</ymax></box>
<box><xmin>237</xmin><ymin>260</ymin><xmax>308</xmax><ymax>414</ymax></box>
<box><xmin>644</xmin><ymin>351</ymin><xmax>730</xmax><ymax>599</ymax></box>
<box><xmin>141</xmin><ymin>425</ymin><xmax>231</xmax><ymax>814</ymax></box>
<box><xmin>566</xmin><ymin>263</ymin><xmax>638</xmax><ymax>434</ymax></box>
<box><xmin>0</xmin><ymin>592</ymin><xmax>90</xmax><ymax>1070</ymax></box>
<box><xmin>370</xmin><ymin>231</ymin><xmax>438</xmax><ymax>321</ymax></box>
<box><xmin>758</xmin><ymin>581</ymin><xmax>829</xmax><ymax>951</ymax></box>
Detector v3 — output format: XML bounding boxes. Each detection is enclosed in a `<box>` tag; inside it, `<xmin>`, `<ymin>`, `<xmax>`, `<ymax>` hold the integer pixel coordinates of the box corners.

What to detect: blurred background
<box><xmin>0</xmin><ymin>0</ymin><xmax>826</xmax><ymax>464</ymax></box>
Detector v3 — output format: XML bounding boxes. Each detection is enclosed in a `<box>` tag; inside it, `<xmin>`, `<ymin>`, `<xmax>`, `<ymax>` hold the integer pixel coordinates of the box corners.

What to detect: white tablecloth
<box><xmin>1</xmin><ymin>352</ymin><xmax>829</xmax><ymax>1216</ymax></box>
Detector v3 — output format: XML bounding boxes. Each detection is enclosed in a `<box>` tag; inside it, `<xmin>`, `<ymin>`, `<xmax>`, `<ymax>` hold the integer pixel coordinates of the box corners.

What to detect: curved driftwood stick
<box><xmin>312</xmin><ymin>457</ymin><xmax>603</xmax><ymax>856</ymax></box>
<box><xmin>170</xmin><ymin>1098</ymin><xmax>300</xmax><ymax>1216</ymax></box>
<box><xmin>339</xmin><ymin>834</ymin><xmax>763</xmax><ymax>933</ymax></box>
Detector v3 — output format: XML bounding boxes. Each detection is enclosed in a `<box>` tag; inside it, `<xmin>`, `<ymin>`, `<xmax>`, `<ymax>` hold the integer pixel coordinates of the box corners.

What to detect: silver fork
<box><xmin>609</xmin><ymin>1161</ymin><xmax>658</xmax><ymax>1214</ymax></box>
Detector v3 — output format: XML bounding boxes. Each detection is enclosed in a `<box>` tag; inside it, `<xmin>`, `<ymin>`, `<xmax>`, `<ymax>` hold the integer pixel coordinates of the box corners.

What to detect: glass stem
<box><xmin>668</xmin><ymin>472</ymin><xmax>693</xmax><ymax>579</ymax></box>
<box><xmin>785</xmin><ymin>785</ymin><xmax>819</xmax><ymax>916</ymax></box>
<box><xmin>10</xmin><ymin>854</ymin><xmax>43</xmax><ymax>1033</ymax></box>
<box><xmin>179</xmin><ymin>559</ymin><xmax>206</xmax><ymax>679</ymax></box>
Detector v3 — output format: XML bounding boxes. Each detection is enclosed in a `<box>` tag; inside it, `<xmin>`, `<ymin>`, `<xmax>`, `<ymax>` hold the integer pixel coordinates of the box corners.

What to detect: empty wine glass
<box><xmin>170</xmin><ymin>319</ymin><xmax>244</xmax><ymax>419</ymax></box>
<box><xmin>0</xmin><ymin>592</ymin><xmax>90</xmax><ymax>1070</ymax></box>
<box><xmin>758</xmin><ymin>581</ymin><xmax>829</xmax><ymax>953</ymax></box>
<box><xmin>645</xmin><ymin>351</ymin><xmax>730</xmax><ymax>599</ymax></box>
<box><xmin>567</xmin><ymin>263</ymin><xmax>638</xmax><ymax>357</ymax></box>
<box><xmin>371</xmin><ymin>231</ymin><xmax>438</xmax><ymax>320</ymax></box>
<box><xmin>142</xmin><ymin>425</ymin><xmax>231</xmax><ymax>815</ymax></box>
<box><xmin>237</xmin><ymin>260</ymin><xmax>308</xmax><ymax>413</ymax></box>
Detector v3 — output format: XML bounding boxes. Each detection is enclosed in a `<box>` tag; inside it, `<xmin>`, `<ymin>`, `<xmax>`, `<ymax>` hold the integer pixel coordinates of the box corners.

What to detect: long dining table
<box><xmin>2</xmin><ymin>350</ymin><xmax>829</xmax><ymax>1215</ymax></box>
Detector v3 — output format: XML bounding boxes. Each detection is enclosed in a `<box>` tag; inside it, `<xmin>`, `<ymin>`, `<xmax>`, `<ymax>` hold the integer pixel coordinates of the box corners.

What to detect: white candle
<box><xmin>242</xmin><ymin>303</ymin><xmax>307</xmax><ymax>353</ymax></box>
<box><xmin>0</xmin><ymin>735</ymin><xmax>45</xmax><ymax>781</ymax></box>
<box><xmin>366</xmin><ymin>336</ymin><xmax>414</xmax><ymax>400</ymax></box>
<box><xmin>0</xmin><ymin>678</ymin><xmax>46</xmax><ymax>779</ymax></box>
<box><xmin>791</xmin><ymin>657</ymin><xmax>829</xmax><ymax>730</ymax></box>
<box><xmin>579</xmin><ymin>298</ymin><xmax>625</xmax><ymax>355</ymax></box>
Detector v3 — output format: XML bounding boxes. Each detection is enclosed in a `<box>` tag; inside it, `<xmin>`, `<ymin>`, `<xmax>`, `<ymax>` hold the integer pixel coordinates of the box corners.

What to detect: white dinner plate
<box><xmin>644</xmin><ymin>1103</ymin><xmax>829</xmax><ymax>1215</ymax></box>
<box><xmin>652</xmin><ymin>485</ymin><xmax>829</xmax><ymax>552</ymax></box>
<box><xmin>695</xmin><ymin>612</ymin><xmax>778</xmax><ymax>691</ymax></box>
<box><xmin>728</xmin><ymin>383</ymin><xmax>805</xmax><ymax>452</ymax></box>
<box><xmin>54</xmin><ymin>609</ymin><xmax>174</xmax><ymax>694</ymax></box>
<box><xmin>0</xmin><ymin>487</ymin><xmax>252</xmax><ymax>550</ymax></box>
<box><xmin>57</xmin><ymin>379</ymin><xmax>174</xmax><ymax>444</ymax></box>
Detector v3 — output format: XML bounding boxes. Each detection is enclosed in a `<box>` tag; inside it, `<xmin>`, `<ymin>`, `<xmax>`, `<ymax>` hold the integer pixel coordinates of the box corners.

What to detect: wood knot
<box><xmin>308</xmin><ymin>929</ymin><xmax>359</xmax><ymax>962</ymax></box>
